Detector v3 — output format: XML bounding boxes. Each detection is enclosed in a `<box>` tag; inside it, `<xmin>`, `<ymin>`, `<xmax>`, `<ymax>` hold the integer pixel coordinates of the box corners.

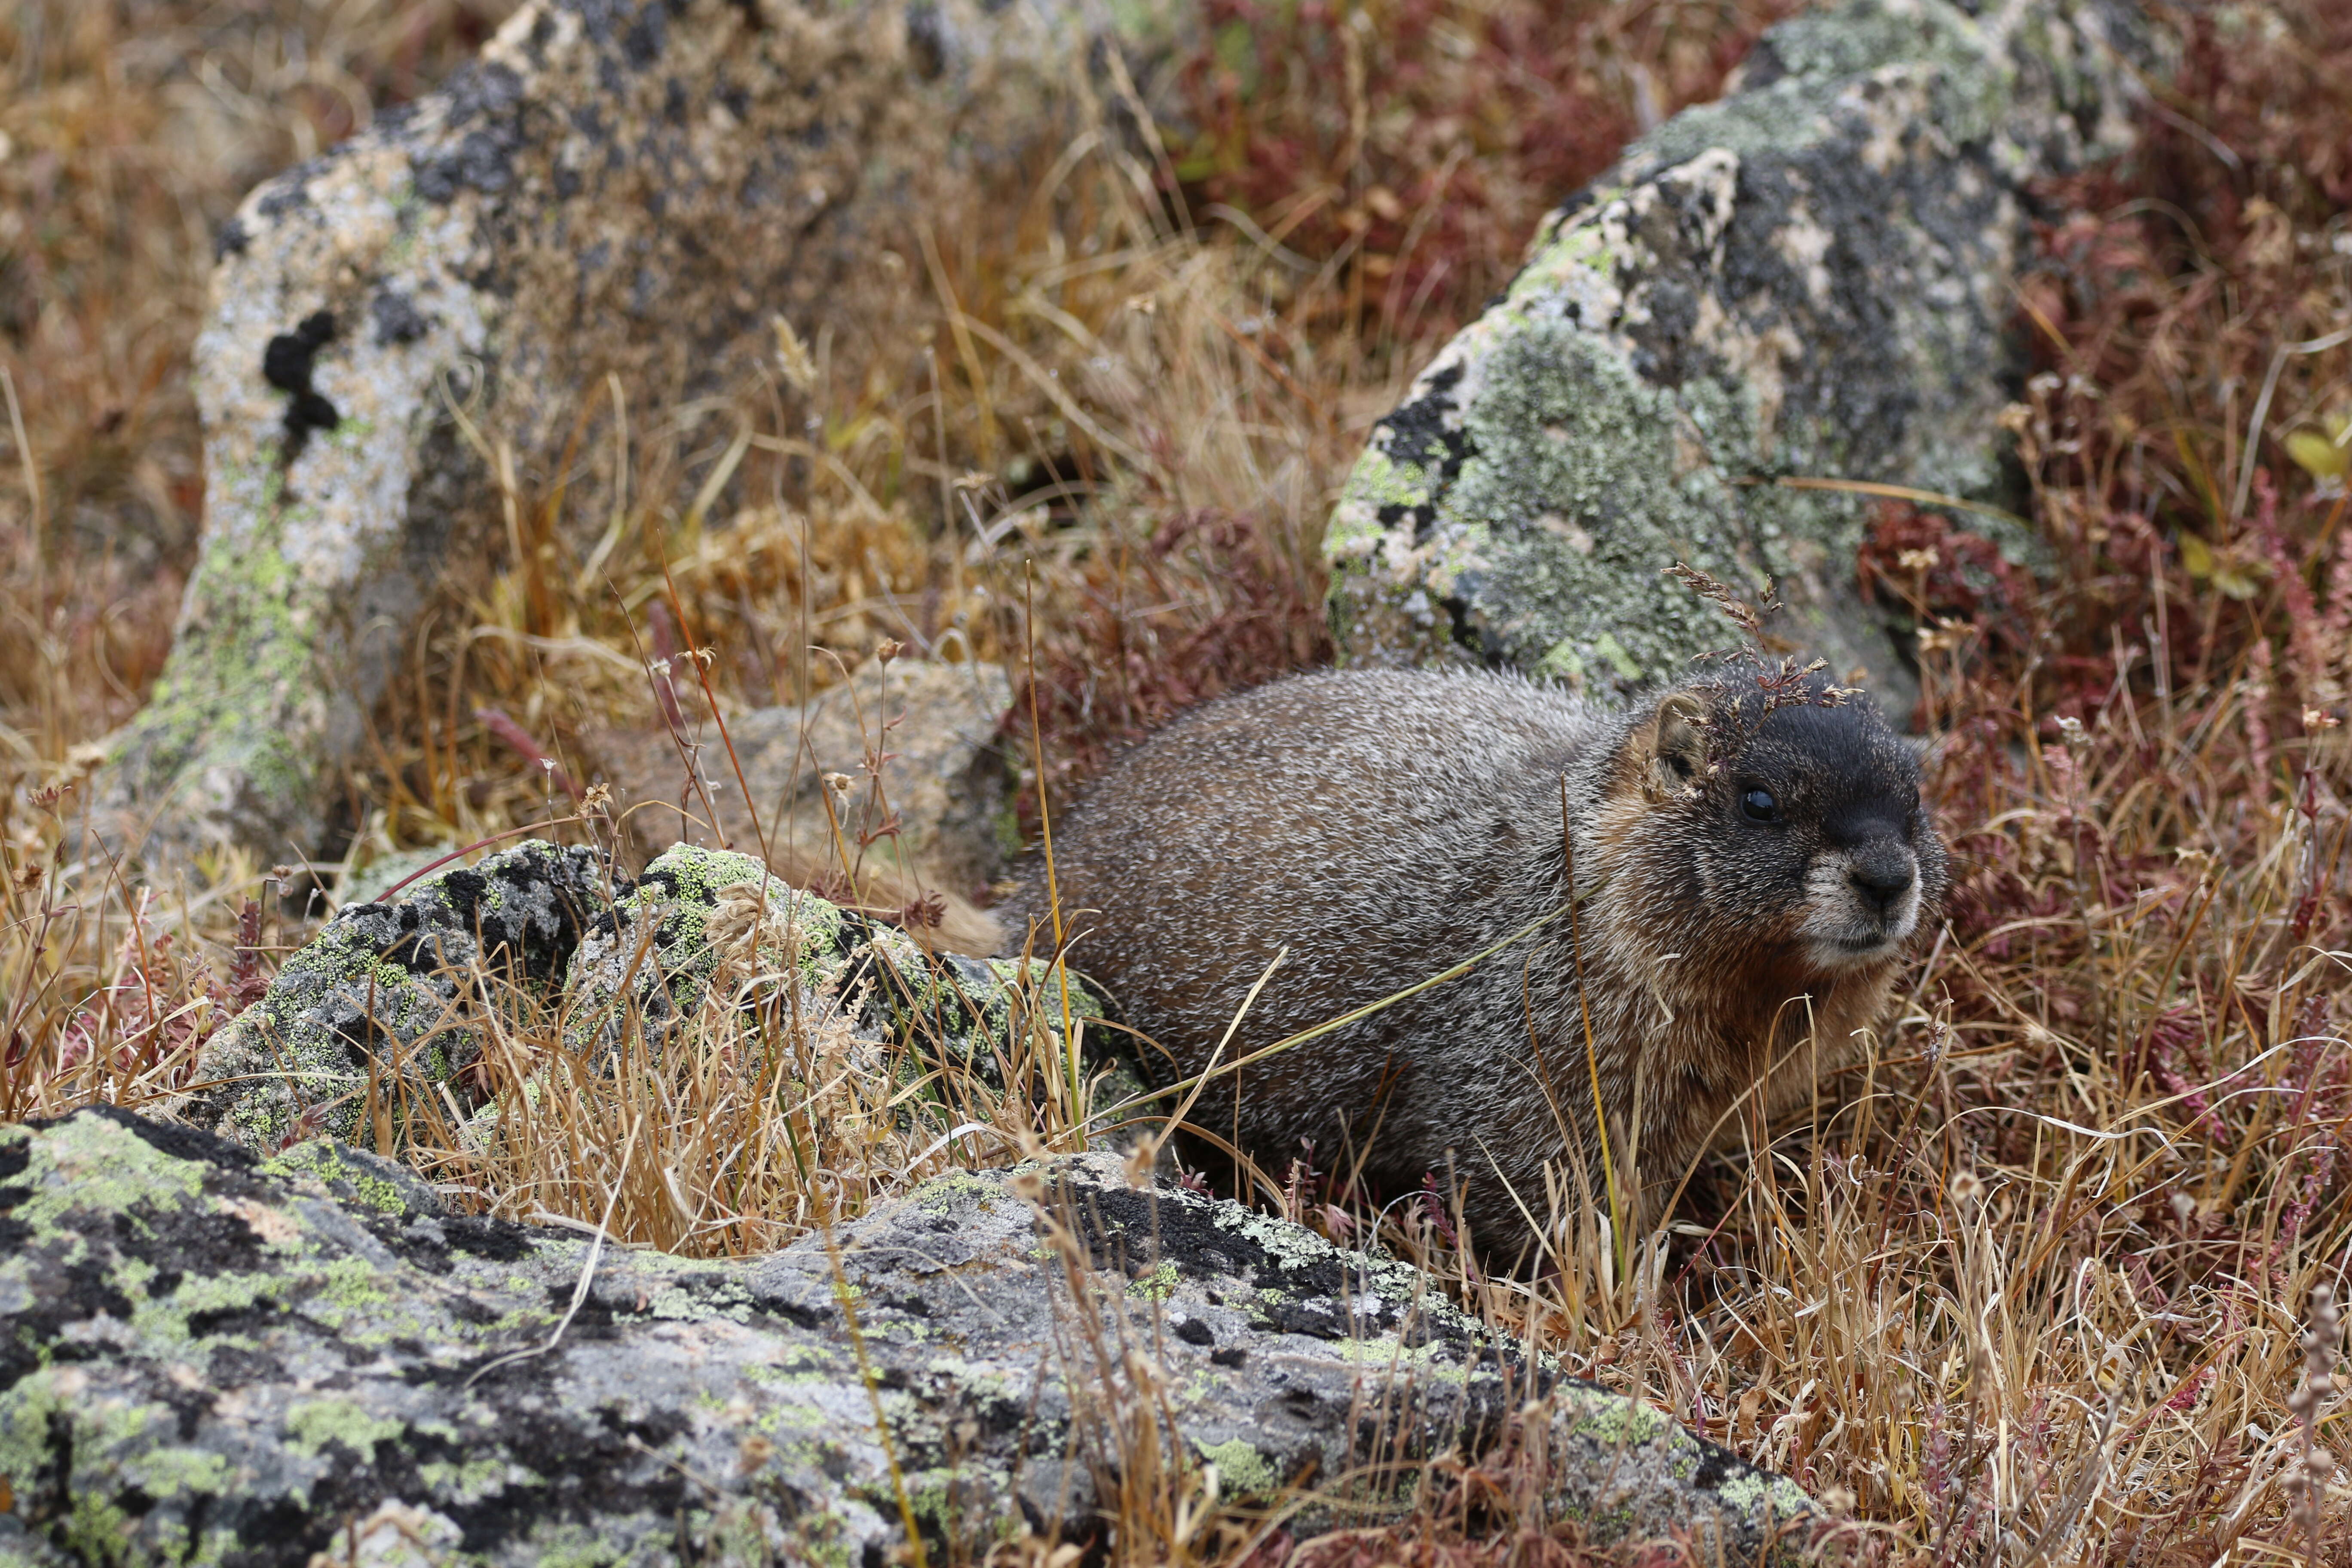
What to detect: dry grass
<box><xmin>6</xmin><ymin>0</ymin><xmax>2352</xmax><ymax>1562</ymax></box>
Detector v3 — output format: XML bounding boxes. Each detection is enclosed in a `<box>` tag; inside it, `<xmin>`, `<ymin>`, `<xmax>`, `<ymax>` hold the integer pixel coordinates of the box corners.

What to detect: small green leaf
<box><xmin>2178</xmin><ymin>531</ymin><xmax>2214</xmax><ymax>579</ymax></box>
<box><xmin>2213</xmin><ymin>567</ymin><xmax>2262</xmax><ymax>601</ymax></box>
<box><xmin>2285</xmin><ymin>429</ymin><xmax>2348</xmax><ymax>480</ymax></box>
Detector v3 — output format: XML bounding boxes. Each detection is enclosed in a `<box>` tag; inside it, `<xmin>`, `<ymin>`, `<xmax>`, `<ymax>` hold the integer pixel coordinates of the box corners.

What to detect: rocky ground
<box><xmin>0</xmin><ymin>1109</ymin><xmax>1819</xmax><ymax>1565</ymax></box>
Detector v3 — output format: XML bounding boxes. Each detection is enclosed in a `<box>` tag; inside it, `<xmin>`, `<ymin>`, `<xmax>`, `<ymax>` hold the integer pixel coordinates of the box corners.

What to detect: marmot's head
<box><xmin>1605</xmin><ymin>668</ymin><xmax>1948</xmax><ymax>975</ymax></box>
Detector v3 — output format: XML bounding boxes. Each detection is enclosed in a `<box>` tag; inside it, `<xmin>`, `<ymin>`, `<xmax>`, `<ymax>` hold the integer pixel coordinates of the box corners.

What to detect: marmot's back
<box><xmin>1006</xmin><ymin>670</ymin><xmax>1616</xmax><ymax>1197</ymax></box>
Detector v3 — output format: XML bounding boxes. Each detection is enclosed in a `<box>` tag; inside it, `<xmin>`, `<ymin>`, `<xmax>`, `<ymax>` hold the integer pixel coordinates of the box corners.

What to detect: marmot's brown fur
<box><xmin>1005</xmin><ymin>665</ymin><xmax>1948</xmax><ymax>1262</ymax></box>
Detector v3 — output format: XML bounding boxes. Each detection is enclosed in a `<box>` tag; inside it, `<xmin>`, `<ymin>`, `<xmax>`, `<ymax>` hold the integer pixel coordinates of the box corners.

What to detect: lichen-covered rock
<box><xmin>0</xmin><ymin>1109</ymin><xmax>1821</xmax><ymax>1565</ymax></box>
<box><xmin>559</xmin><ymin>841</ymin><xmax>844</xmax><ymax>1053</ymax></box>
<box><xmin>168</xmin><ymin>839</ymin><xmax>612</xmax><ymax>1152</ymax></box>
<box><xmin>175</xmin><ymin>838</ymin><xmax>1112</xmax><ymax>1155</ymax></box>
<box><xmin>89</xmin><ymin>0</ymin><xmax>1185</xmax><ymax>867</ymax></box>
<box><xmin>585</xmin><ymin>655</ymin><xmax>1018</xmax><ymax>896</ymax></box>
<box><xmin>1325</xmin><ymin>0</ymin><xmax>2152</xmax><ymax>716</ymax></box>
<box><xmin>561</xmin><ymin>841</ymin><xmax>1110</xmax><ymax>1108</ymax></box>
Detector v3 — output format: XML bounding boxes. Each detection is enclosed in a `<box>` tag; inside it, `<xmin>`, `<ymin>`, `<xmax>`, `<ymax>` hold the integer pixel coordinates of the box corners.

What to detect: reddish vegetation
<box><xmin>1169</xmin><ymin>0</ymin><xmax>1799</xmax><ymax>340</ymax></box>
<box><xmin>1015</xmin><ymin>0</ymin><xmax>1798</xmax><ymax>824</ymax></box>
<box><xmin>1919</xmin><ymin>0</ymin><xmax>2352</xmax><ymax>981</ymax></box>
<box><xmin>1016</xmin><ymin>505</ymin><xmax>1330</xmax><ymax>829</ymax></box>
<box><xmin>1068</xmin><ymin>1</ymin><xmax>2352</xmax><ymax>1556</ymax></box>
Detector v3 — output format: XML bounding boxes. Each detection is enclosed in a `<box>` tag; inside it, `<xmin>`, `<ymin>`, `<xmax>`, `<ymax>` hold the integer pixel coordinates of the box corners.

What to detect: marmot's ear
<box><xmin>1650</xmin><ymin>692</ymin><xmax>1709</xmax><ymax>785</ymax></box>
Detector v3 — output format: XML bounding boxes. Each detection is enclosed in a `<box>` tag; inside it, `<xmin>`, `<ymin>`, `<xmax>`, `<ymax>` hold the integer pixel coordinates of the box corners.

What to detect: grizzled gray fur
<box><xmin>1008</xmin><ymin>666</ymin><xmax>1947</xmax><ymax>1261</ymax></box>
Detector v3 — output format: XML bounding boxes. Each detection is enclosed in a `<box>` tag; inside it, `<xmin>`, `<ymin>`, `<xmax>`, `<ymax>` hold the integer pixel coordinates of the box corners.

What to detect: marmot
<box><xmin>1006</xmin><ymin>664</ymin><xmax>1947</xmax><ymax>1261</ymax></box>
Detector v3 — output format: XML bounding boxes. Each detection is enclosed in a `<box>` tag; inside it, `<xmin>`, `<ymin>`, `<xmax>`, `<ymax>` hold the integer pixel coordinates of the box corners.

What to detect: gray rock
<box><xmin>559</xmin><ymin>842</ymin><xmax>1109</xmax><ymax>1109</ymax></box>
<box><xmin>1324</xmin><ymin>0</ymin><xmax>2153</xmax><ymax>717</ymax></box>
<box><xmin>89</xmin><ymin>0</ymin><xmax>1183</xmax><ymax>867</ymax></box>
<box><xmin>167</xmin><ymin>838</ymin><xmax>611</xmax><ymax>1152</ymax></box>
<box><xmin>167</xmin><ymin>838</ymin><xmax>1109</xmax><ymax>1155</ymax></box>
<box><xmin>0</xmin><ymin>1109</ymin><xmax>1823</xmax><ymax>1564</ymax></box>
<box><xmin>586</xmin><ymin>655</ymin><xmax>1017</xmax><ymax>897</ymax></box>
<box><xmin>336</xmin><ymin>845</ymin><xmax>470</xmax><ymax>910</ymax></box>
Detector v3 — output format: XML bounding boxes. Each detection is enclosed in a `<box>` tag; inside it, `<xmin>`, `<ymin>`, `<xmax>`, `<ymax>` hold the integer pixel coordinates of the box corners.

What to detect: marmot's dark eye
<box><xmin>1740</xmin><ymin>787</ymin><xmax>1779</xmax><ymax>823</ymax></box>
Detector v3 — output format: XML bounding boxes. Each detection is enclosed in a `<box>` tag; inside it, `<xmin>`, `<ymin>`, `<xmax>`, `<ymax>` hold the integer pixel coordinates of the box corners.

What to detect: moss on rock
<box><xmin>558</xmin><ymin>841</ymin><xmax>1104</xmax><ymax>1056</ymax></box>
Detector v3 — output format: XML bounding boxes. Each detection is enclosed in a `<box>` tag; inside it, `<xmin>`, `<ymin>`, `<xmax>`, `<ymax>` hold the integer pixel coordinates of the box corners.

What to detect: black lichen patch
<box><xmin>621</xmin><ymin>7</ymin><xmax>668</xmax><ymax>68</ymax></box>
<box><xmin>1369</xmin><ymin>361</ymin><xmax>1472</xmax><ymax>546</ymax></box>
<box><xmin>1687</xmin><ymin>1440</ymin><xmax>1734</xmax><ymax>1491</ymax></box>
<box><xmin>2</xmin><ymin>1249</ymin><xmax>136</xmax><ymax>1391</ymax></box>
<box><xmin>1442</xmin><ymin>588</ymin><xmax>1507</xmax><ymax>668</ymax></box>
<box><xmin>439</xmin><ymin>60</ymin><xmax>524</xmax><ymax>129</ymax></box>
<box><xmin>1264</xmin><ymin>1296</ymin><xmax>1370</xmax><ymax>1340</ymax></box>
<box><xmin>544</xmin><ymin>1282</ymin><xmax>619</xmax><ymax>1332</ymax></box>
<box><xmin>343</xmin><ymin>841</ymin><xmax>619</xmax><ymax>996</ymax></box>
<box><xmin>260</xmin><ymin>310</ymin><xmax>341</xmax><ymax>464</ymax></box>
<box><xmin>413</xmin><ymin>65</ymin><xmax>526</xmax><ymax>202</ymax></box>
<box><xmin>415</xmin><ymin>127</ymin><xmax>523</xmax><ymax>201</ymax></box>
<box><xmin>2</xmin><ymin>1113</ymin><xmax>299</xmax><ymax>1393</ymax></box>
<box><xmin>254</xmin><ymin>161</ymin><xmax>326</xmax><ymax>220</ymax></box>
<box><xmin>631</xmin><ymin>866</ymin><xmax>687</xmax><ymax>905</ymax></box>
<box><xmin>370</xmin><ymin>288</ymin><xmax>431</xmax><ymax>346</ymax></box>
<box><xmin>417</xmin><ymin>1397</ymin><xmax>694</xmax><ymax>1557</ymax></box>
<box><xmin>439</xmin><ymin>1213</ymin><xmax>537</xmax><ymax>1262</ymax></box>
<box><xmin>1076</xmin><ymin>1178</ymin><xmax>1328</xmax><ymax>1292</ymax></box>
<box><xmin>187</xmin><ymin>1426</ymin><xmax>473</xmax><ymax>1567</ymax></box>
<box><xmin>186</xmin><ymin>1297</ymin><xmax>299</xmax><ymax>1342</ymax></box>
<box><xmin>13</xmin><ymin>1408</ymin><xmax>80</xmax><ymax>1550</ymax></box>
<box><xmin>1072</xmin><ymin>1173</ymin><xmax>1492</xmax><ymax>1365</ymax></box>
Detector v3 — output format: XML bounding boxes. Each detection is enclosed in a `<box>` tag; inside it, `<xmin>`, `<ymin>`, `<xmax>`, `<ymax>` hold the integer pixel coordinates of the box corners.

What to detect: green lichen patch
<box><xmin>1714</xmin><ymin>1467</ymin><xmax>1816</xmax><ymax>1520</ymax></box>
<box><xmin>265</xmin><ymin>1137</ymin><xmax>435</xmax><ymax>1217</ymax></box>
<box><xmin>97</xmin><ymin>465</ymin><xmax>319</xmax><ymax>846</ymax></box>
<box><xmin>1125</xmin><ymin>1261</ymin><xmax>1180</xmax><ymax>1301</ymax></box>
<box><xmin>910</xmin><ymin>1169</ymin><xmax>998</xmax><ymax>1214</ymax></box>
<box><xmin>283</xmin><ymin>1397</ymin><xmax>407</xmax><ymax>1460</ymax></box>
<box><xmin>1559</xmin><ymin>1389</ymin><xmax>1675</xmax><ymax>1447</ymax></box>
<box><xmin>562</xmin><ymin>843</ymin><xmax>845</xmax><ymax>1054</ymax></box>
<box><xmin>1</xmin><ymin>1109</ymin><xmax>210</xmax><ymax>1243</ymax></box>
<box><xmin>3</xmin><ymin>1114</ymin><xmax>1817</xmax><ymax>1561</ymax></box>
<box><xmin>1193</xmin><ymin>1436</ymin><xmax>1280</xmax><ymax>1499</ymax></box>
<box><xmin>560</xmin><ymin>843</ymin><xmax>1112</xmax><ymax>1128</ymax></box>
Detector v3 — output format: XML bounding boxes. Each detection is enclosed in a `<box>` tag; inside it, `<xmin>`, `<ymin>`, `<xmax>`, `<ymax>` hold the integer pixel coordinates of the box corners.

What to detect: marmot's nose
<box><xmin>1849</xmin><ymin>851</ymin><xmax>1915</xmax><ymax>914</ymax></box>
